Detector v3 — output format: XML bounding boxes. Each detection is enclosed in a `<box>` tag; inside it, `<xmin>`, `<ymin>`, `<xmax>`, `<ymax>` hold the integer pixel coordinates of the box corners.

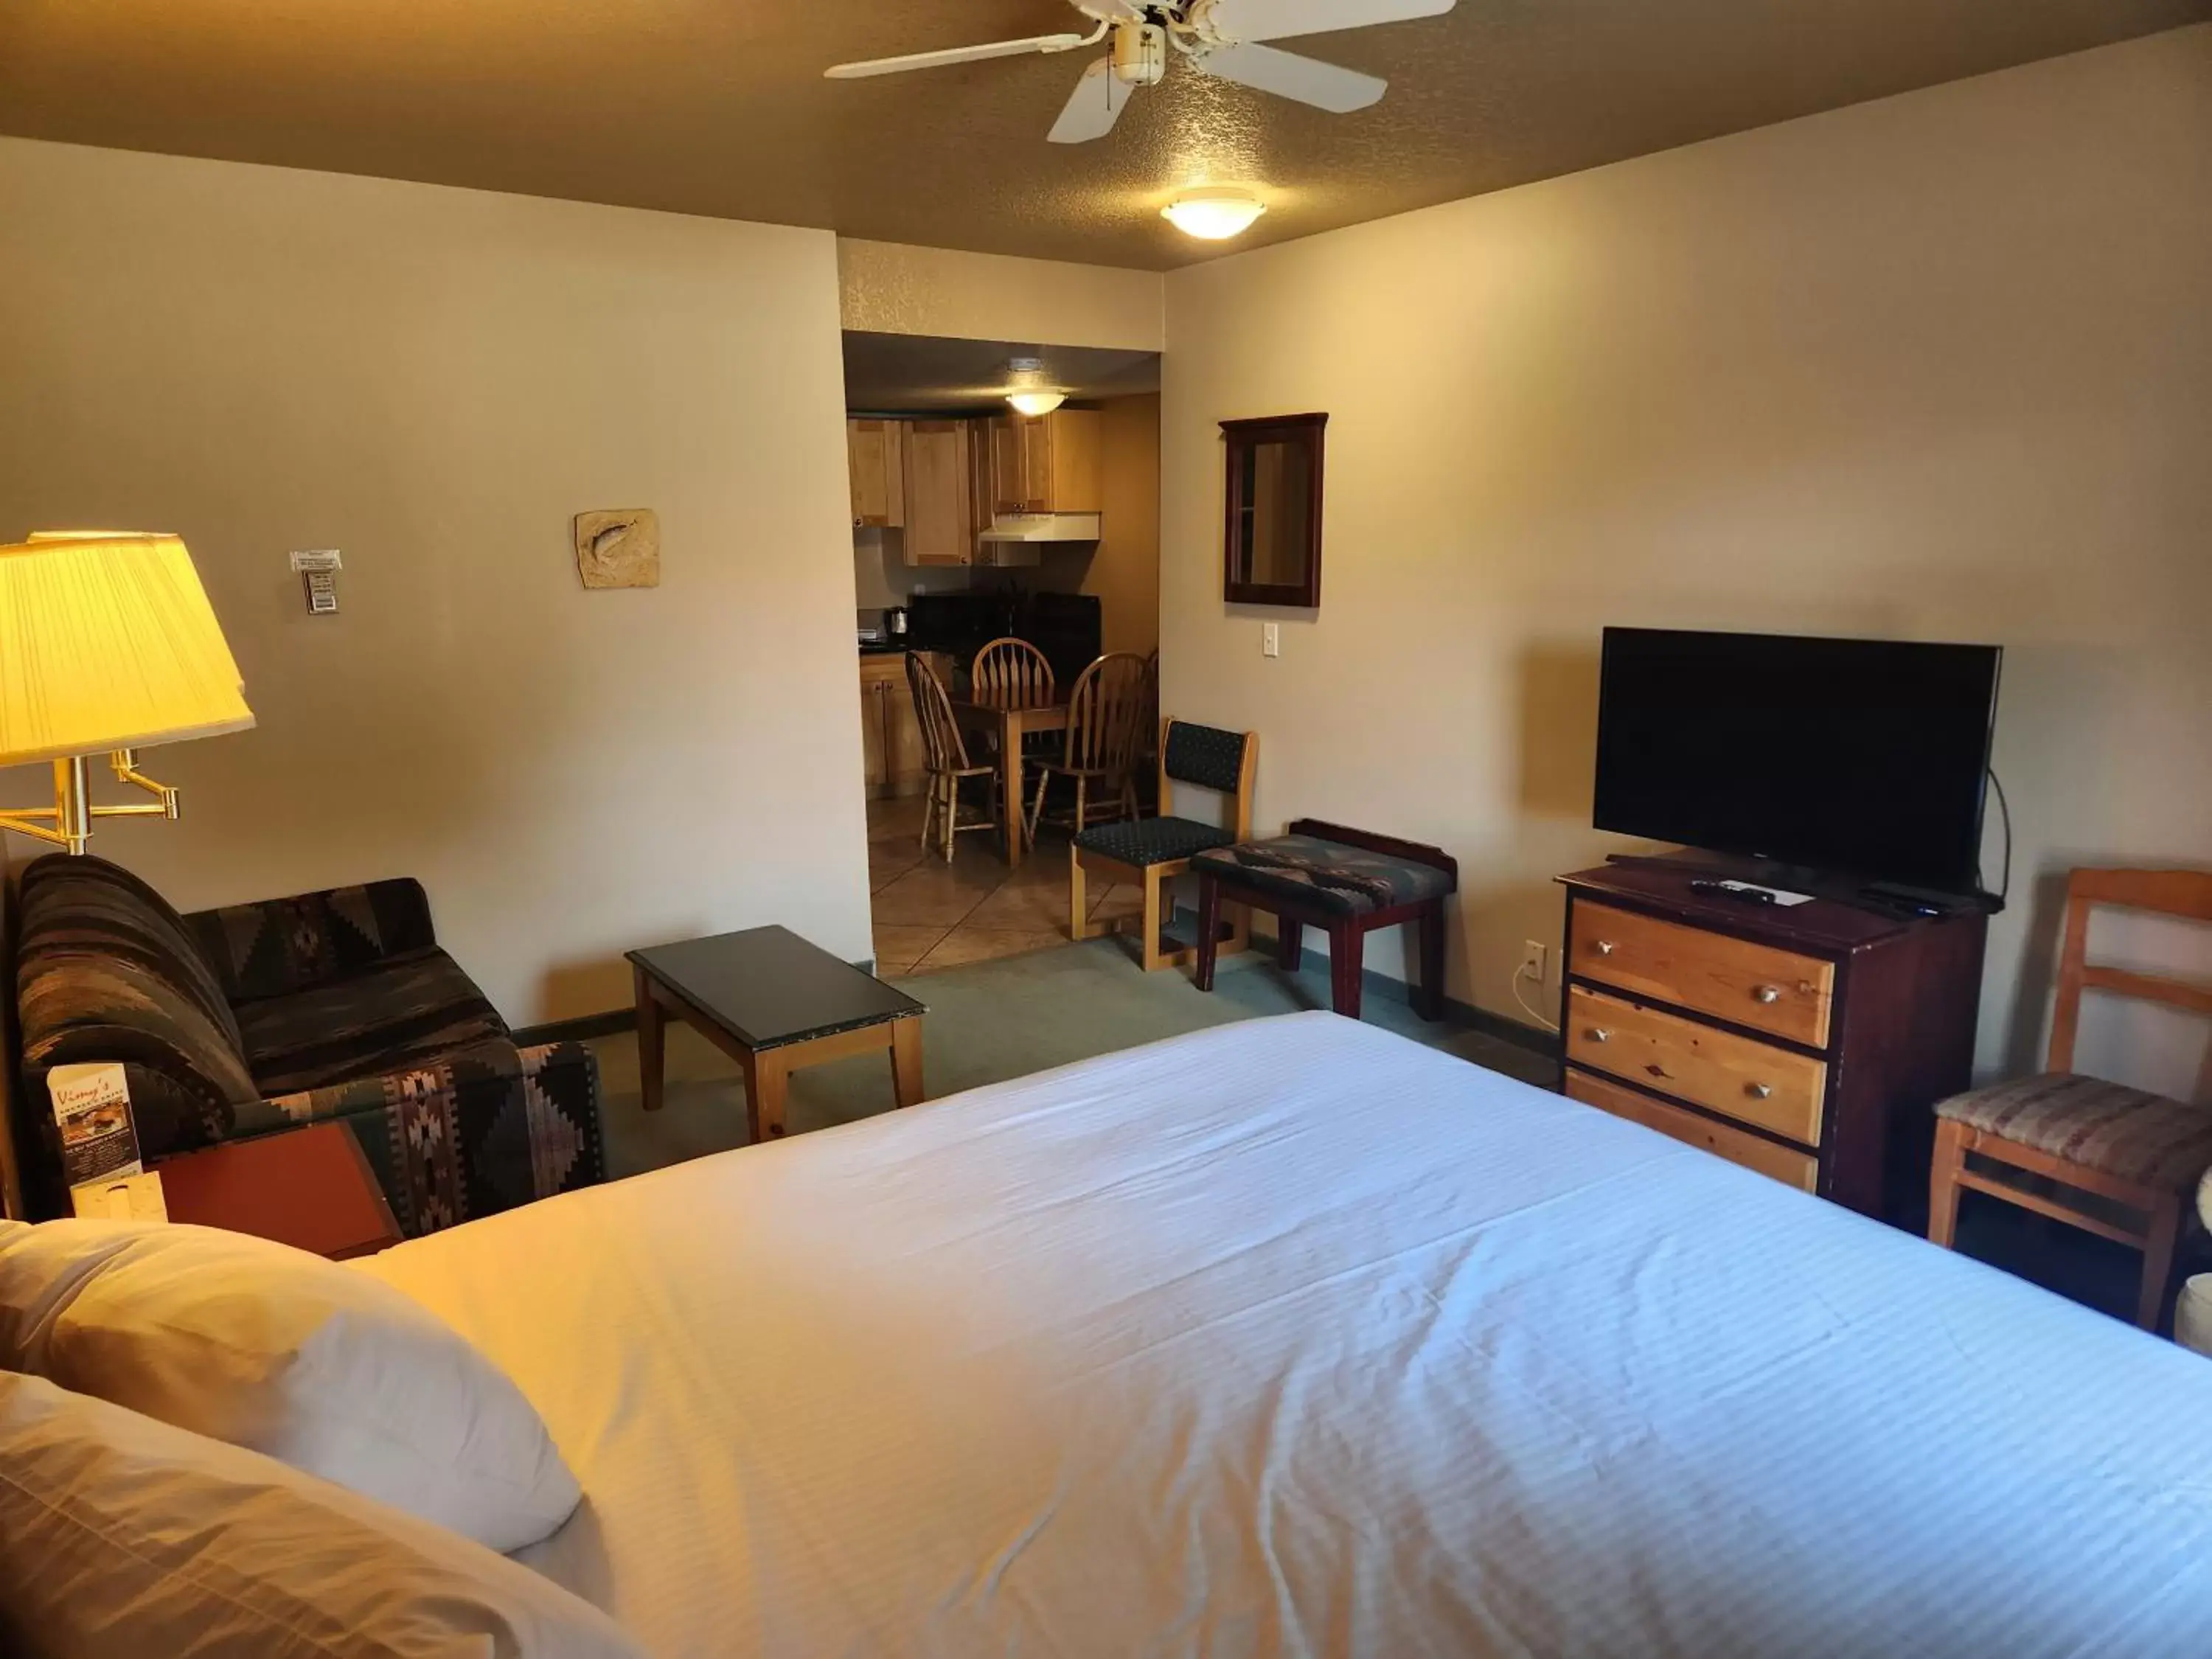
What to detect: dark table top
<box><xmin>627</xmin><ymin>925</ymin><xmax>924</xmax><ymax>1051</ymax></box>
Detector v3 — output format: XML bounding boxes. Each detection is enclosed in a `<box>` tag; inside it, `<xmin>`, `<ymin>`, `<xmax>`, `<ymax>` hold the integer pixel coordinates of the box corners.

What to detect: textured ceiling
<box><xmin>0</xmin><ymin>1</ymin><xmax>2202</xmax><ymax>270</ymax></box>
<box><xmin>844</xmin><ymin>335</ymin><xmax>1161</xmax><ymax>412</ymax></box>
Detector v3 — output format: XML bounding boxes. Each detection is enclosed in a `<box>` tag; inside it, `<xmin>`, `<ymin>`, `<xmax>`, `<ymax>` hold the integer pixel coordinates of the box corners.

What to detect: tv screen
<box><xmin>1593</xmin><ymin>628</ymin><xmax>2002</xmax><ymax>896</ymax></box>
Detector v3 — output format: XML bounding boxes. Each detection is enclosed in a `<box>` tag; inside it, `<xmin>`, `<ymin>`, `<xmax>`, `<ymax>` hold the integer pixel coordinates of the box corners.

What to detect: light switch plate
<box><xmin>1262</xmin><ymin>622</ymin><xmax>1280</xmax><ymax>658</ymax></box>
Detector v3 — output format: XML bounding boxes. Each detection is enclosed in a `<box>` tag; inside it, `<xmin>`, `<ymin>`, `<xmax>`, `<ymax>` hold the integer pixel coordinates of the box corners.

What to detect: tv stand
<box><xmin>1559</xmin><ymin>860</ymin><xmax>1987</xmax><ymax>1225</ymax></box>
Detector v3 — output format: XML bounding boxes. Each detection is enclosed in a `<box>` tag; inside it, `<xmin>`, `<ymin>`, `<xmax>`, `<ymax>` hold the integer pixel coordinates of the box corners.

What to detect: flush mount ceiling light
<box><xmin>1162</xmin><ymin>187</ymin><xmax>1267</xmax><ymax>240</ymax></box>
<box><xmin>1004</xmin><ymin>358</ymin><xmax>1067</xmax><ymax>417</ymax></box>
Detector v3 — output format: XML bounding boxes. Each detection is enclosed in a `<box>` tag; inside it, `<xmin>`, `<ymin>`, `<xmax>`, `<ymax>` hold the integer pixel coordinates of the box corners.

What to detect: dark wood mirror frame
<box><xmin>1222</xmin><ymin>412</ymin><xmax>1326</xmax><ymax>608</ymax></box>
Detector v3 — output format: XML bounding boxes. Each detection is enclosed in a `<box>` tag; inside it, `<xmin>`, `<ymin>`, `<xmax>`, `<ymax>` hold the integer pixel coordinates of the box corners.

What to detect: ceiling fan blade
<box><xmin>1192</xmin><ymin>41</ymin><xmax>1385</xmax><ymax>112</ymax></box>
<box><xmin>1048</xmin><ymin>55</ymin><xmax>1134</xmax><ymax>145</ymax></box>
<box><xmin>1194</xmin><ymin>0</ymin><xmax>1455</xmax><ymax>44</ymax></box>
<box><xmin>826</xmin><ymin>32</ymin><xmax>1091</xmax><ymax>80</ymax></box>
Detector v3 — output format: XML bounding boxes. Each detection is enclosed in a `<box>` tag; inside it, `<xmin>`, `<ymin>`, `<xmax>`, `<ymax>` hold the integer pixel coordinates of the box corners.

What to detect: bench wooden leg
<box><xmin>1927</xmin><ymin>1118</ymin><xmax>1967</xmax><ymax>1248</ymax></box>
<box><xmin>2140</xmin><ymin>1191</ymin><xmax>2183</xmax><ymax>1331</ymax></box>
<box><xmin>1415</xmin><ymin>902</ymin><xmax>1447</xmax><ymax>1021</ymax></box>
<box><xmin>1068</xmin><ymin>846</ymin><xmax>1089</xmax><ymax>942</ymax></box>
<box><xmin>1194</xmin><ymin>874</ymin><xmax>1223</xmax><ymax>992</ymax></box>
<box><xmin>1278</xmin><ymin>917</ymin><xmax>1302</xmax><ymax>972</ymax></box>
<box><xmin>634</xmin><ymin>966</ymin><xmax>667</xmax><ymax>1114</ymax></box>
<box><xmin>1329</xmin><ymin>922</ymin><xmax>1365</xmax><ymax>1019</ymax></box>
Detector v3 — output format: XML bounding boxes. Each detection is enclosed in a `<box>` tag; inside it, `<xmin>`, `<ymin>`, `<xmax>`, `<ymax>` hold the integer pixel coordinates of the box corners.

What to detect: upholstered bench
<box><xmin>1190</xmin><ymin>820</ymin><xmax>1458</xmax><ymax>1020</ymax></box>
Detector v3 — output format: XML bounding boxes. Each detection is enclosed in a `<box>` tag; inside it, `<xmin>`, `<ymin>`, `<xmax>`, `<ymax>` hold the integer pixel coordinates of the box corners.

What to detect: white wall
<box><xmin>1160</xmin><ymin>28</ymin><xmax>2212</xmax><ymax>1093</ymax></box>
<box><xmin>838</xmin><ymin>240</ymin><xmax>1163</xmax><ymax>351</ymax></box>
<box><xmin>0</xmin><ymin>138</ymin><xmax>870</xmax><ymax>1024</ymax></box>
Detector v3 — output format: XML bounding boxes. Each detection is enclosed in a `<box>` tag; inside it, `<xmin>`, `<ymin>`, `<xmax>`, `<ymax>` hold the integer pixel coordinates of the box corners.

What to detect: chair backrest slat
<box><xmin>1062</xmin><ymin>653</ymin><xmax>1150</xmax><ymax>774</ymax></box>
<box><xmin>2048</xmin><ymin>866</ymin><xmax>2212</xmax><ymax>1073</ymax></box>
<box><xmin>905</xmin><ymin>653</ymin><xmax>972</xmax><ymax>773</ymax></box>
<box><xmin>970</xmin><ymin>638</ymin><xmax>1056</xmax><ymax>711</ymax></box>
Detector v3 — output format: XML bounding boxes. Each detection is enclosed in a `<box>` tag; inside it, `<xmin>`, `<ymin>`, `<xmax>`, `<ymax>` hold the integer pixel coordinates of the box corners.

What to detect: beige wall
<box><xmin>1160</xmin><ymin>27</ymin><xmax>2212</xmax><ymax>1092</ymax></box>
<box><xmin>0</xmin><ymin>138</ymin><xmax>871</xmax><ymax>1024</ymax></box>
<box><xmin>1092</xmin><ymin>395</ymin><xmax>1162</xmax><ymax>658</ymax></box>
<box><xmin>838</xmin><ymin>239</ymin><xmax>1164</xmax><ymax>350</ymax></box>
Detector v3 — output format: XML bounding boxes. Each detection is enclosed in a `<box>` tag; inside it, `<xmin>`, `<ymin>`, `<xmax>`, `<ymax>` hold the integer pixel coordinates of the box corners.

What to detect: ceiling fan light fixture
<box><xmin>1162</xmin><ymin>187</ymin><xmax>1267</xmax><ymax>240</ymax></box>
<box><xmin>1007</xmin><ymin>389</ymin><xmax>1068</xmax><ymax>417</ymax></box>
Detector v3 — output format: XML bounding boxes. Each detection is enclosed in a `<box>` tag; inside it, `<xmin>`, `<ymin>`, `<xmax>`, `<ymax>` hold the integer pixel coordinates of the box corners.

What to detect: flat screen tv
<box><xmin>1593</xmin><ymin>628</ymin><xmax>2003</xmax><ymax>897</ymax></box>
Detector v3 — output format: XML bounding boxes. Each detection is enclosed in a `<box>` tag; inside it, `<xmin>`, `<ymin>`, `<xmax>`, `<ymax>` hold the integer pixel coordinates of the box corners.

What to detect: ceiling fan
<box><xmin>825</xmin><ymin>1</ymin><xmax>1458</xmax><ymax>145</ymax></box>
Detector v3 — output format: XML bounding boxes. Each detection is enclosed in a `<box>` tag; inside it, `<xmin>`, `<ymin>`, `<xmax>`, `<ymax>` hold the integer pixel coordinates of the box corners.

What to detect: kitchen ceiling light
<box><xmin>1006</xmin><ymin>389</ymin><xmax>1068</xmax><ymax>417</ymax></box>
<box><xmin>1162</xmin><ymin>187</ymin><xmax>1266</xmax><ymax>240</ymax></box>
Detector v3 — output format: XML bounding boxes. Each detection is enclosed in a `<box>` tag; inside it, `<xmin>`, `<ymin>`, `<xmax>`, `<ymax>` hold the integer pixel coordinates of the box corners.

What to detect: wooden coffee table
<box><xmin>627</xmin><ymin>925</ymin><xmax>926</xmax><ymax>1143</ymax></box>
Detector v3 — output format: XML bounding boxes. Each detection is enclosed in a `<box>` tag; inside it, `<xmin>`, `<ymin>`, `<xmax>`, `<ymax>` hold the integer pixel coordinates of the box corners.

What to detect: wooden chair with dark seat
<box><xmin>1928</xmin><ymin>866</ymin><xmax>2212</xmax><ymax>1329</ymax></box>
<box><xmin>907</xmin><ymin>652</ymin><xmax>1002</xmax><ymax>862</ymax></box>
<box><xmin>1070</xmin><ymin>720</ymin><xmax>1256</xmax><ymax>973</ymax></box>
<box><xmin>1026</xmin><ymin>653</ymin><xmax>1150</xmax><ymax>843</ymax></box>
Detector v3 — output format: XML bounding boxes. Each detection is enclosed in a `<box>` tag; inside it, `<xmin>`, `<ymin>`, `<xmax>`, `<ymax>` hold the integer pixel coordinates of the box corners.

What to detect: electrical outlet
<box><xmin>1519</xmin><ymin>940</ymin><xmax>1547</xmax><ymax>983</ymax></box>
<box><xmin>1262</xmin><ymin>622</ymin><xmax>1280</xmax><ymax>658</ymax></box>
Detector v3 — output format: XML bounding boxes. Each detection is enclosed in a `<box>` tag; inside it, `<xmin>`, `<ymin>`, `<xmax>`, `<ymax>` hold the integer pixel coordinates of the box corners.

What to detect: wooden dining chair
<box><xmin>905</xmin><ymin>653</ymin><xmax>1001</xmax><ymax>862</ymax></box>
<box><xmin>1929</xmin><ymin>867</ymin><xmax>2212</xmax><ymax>1329</ymax></box>
<box><xmin>970</xmin><ymin>638</ymin><xmax>1056</xmax><ymax>710</ymax></box>
<box><xmin>1026</xmin><ymin>653</ymin><xmax>1150</xmax><ymax>842</ymax></box>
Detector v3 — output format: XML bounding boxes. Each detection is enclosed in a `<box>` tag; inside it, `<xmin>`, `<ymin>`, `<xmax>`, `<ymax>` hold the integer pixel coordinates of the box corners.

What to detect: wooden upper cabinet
<box><xmin>987</xmin><ymin>410</ymin><xmax>1103</xmax><ymax>515</ymax></box>
<box><xmin>847</xmin><ymin>418</ymin><xmax>905</xmax><ymax>529</ymax></box>
<box><xmin>901</xmin><ymin>420</ymin><xmax>972</xmax><ymax>566</ymax></box>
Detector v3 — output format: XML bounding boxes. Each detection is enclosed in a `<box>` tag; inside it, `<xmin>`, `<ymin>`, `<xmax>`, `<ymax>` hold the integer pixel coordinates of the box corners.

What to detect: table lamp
<box><xmin>0</xmin><ymin>531</ymin><xmax>255</xmax><ymax>855</ymax></box>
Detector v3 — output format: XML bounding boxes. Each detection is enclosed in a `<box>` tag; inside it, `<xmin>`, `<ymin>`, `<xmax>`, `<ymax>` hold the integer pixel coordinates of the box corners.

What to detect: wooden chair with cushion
<box><xmin>1026</xmin><ymin>653</ymin><xmax>1150</xmax><ymax>843</ymax></box>
<box><xmin>906</xmin><ymin>653</ymin><xmax>1001</xmax><ymax>862</ymax></box>
<box><xmin>1069</xmin><ymin>720</ymin><xmax>1256</xmax><ymax>973</ymax></box>
<box><xmin>1928</xmin><ymin>867</ymin><xmax>2212</xmax><ymax>1329</ymax></box>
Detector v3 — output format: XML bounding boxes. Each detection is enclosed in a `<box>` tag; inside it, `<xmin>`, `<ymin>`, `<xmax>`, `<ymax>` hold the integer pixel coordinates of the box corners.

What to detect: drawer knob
<box><xmin>1753</xmin><ymin>984</ymin><xmax>1781</xmax><ymax>1004</ymax></box>
<box><xmin>1747</xmin><ymin>1082</ymin><xmax>1774</xmax><ymax>1099</ymax></box>
<box><xmin>1593</xmin><ymin>940</ymin><xmax>1617</xmax><ymax>956</ymax></box>
<box><xmin>1586</xmin><ymin>1027</ymin><xmax>1612</xmax><ymax>1043</ymax></box>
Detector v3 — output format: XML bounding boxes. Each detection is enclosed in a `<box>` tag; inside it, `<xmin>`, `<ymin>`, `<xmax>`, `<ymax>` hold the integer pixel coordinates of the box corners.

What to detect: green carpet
<box><xmin>592</xmin><ymin>939</ymin><xmax>1557</xmax><ymax>1180</ymax></box>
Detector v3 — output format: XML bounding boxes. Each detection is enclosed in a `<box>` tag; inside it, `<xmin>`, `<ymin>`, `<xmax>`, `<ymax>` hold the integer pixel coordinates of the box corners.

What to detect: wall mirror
<box><xmin>1222</xmin><ymin>412</ymin><xmax>1326</xmax><ymax>608</ymax></box>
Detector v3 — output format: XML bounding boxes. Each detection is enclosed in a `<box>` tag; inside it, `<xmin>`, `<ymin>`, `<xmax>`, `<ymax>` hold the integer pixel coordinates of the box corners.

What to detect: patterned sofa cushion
<box><xmin>1935</xmin><ymin>1072</ymin><xmax>2212</xmax><ymax>1189</ymax></box>
<box><xmin>15</xmin><ymin>858</ymin><xmax>261</xmax><ymax>1157</ymax></box>
<box><xmin>1190</xmin><ymin>834</ymin><xmax>1457</xmax><ymax>917</ymax></box>
<box><xmin>187</xmin><ymin>878</ymin><xmax>439</xmax><ymax>1004</ymax></box>
<box><xmin>1074</xmin><ymin>815</ymin><xmax>1239</xmax><ymax>869</ymax></box>
<box><xmin>235</xmin><ymin>947</ymin><xmax>509</xmax><ymax>1096</ymax></box>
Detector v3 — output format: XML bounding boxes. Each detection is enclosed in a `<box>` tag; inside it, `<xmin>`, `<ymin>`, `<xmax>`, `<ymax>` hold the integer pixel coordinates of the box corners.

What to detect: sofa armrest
<box><xmin>221</xmin><ymin>1039</ymin><xmax>605</xmax><ymax>1237</ymax></box>
<box><xmin>183</xmin><ymin>879</ymin><xmax>439</xmax><ymax>1003</ymax></box>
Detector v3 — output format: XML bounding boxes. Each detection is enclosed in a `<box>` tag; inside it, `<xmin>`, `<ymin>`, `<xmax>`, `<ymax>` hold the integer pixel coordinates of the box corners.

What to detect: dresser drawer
<box><xmin>1566</xmin><ymin>1067</ymin><xmax>1819</xmax><ymax>1194</ymax></box>
<box><xmin>1565</xmin><ymin>984</ymin><xmax>1828</xmax><ymax>1146</ymax></box>
<box><xmin>1570</xmin><ymin>900</ymin><xmax>1834</xmax><ymax>1048</ymax></box>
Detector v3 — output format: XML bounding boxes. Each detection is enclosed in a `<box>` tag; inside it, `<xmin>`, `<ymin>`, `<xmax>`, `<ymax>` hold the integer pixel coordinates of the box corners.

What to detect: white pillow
<box><xmin>0</xmin><ymin>1370</ymin><xmax>642</xmax><ymax>1659</ymax></box>
<box><xmin>0</xmin><ymin>1219</ymin><xmax>580</xmax><ymax>1553</ymax></box>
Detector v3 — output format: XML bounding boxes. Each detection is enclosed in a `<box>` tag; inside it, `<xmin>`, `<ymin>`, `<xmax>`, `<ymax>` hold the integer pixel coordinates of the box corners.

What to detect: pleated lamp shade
<box><xmin>0</xmin><ymin>532</ymin><xmax>254</xmax><ymax>768</ymax></box>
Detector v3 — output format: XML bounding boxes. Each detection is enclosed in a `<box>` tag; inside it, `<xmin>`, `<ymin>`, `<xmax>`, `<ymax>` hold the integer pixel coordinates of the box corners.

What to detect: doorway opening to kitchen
<box><xmin>844</xmin><ymin>332</ymin><xmax>1162</xmax><ymax>978</ymax></box>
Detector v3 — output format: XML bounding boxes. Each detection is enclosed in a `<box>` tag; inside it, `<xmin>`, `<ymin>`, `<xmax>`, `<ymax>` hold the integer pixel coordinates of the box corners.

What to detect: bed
<box><xmin>360</xmin><ymin>1012</ymin><xmax>2212</xmax><ymax>1657</ymax></box>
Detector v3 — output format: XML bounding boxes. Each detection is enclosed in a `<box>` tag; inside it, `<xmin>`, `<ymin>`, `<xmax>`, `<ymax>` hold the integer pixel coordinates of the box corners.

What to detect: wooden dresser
<box><xmin>1557</xmin><ymin>860</ymin><xmax>1988</xmax><ymax>1222</ymax></box>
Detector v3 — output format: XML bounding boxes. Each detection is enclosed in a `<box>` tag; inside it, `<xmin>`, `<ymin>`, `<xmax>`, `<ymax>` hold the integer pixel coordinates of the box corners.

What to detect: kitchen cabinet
<box><xmin>987</xmin><ymin>409</ymin><xmax>1102</xmax><ymax>515</ymax></box>
<box><xmin>847</xmin><ymin>418</ymin><xmax>905</xmax><ymax>530</ymax></box>
<box><xmin>900</xmin><ymin>420</ymin><xmax>972</xmax><ymax>566</ymax></box>
<box><xmin>859</xmin><ymin>651</ymin><xmax>952</xmax><ymax>799</ymax></box>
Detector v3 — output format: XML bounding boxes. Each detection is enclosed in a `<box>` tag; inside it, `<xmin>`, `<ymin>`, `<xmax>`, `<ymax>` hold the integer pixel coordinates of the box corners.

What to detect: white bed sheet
<box><xmin>362</xmin><ymin>1012</ymin><xmax>2212</xmax><ymax>1658</ymax></box>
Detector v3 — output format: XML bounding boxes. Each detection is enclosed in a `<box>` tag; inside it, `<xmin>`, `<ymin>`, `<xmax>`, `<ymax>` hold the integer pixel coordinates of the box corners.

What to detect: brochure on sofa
<box><xmin>48</xmin><ymin>1062</ymin><xmax>146</xmax><ymax>1190</ymax></box>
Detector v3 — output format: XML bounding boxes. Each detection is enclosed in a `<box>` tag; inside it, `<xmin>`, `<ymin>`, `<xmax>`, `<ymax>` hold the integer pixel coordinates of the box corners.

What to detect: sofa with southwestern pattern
<box><xmin>10</xmin><ymin>855</ymin><xmax>604</xmax><ymax>1234</ymax></box>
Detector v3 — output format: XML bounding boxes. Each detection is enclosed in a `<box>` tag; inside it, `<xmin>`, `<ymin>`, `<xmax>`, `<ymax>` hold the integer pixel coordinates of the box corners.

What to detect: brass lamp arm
<box><xmin>0</xmin><ymin>749</ymin><xmax>181</xmax><ymax>855</ymax></box>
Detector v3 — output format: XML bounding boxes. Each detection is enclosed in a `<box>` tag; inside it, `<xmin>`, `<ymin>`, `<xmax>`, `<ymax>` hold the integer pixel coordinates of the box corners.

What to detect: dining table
<box><xmin>946</xmin><ymin>691</ymin><xmax>1069</xmax><ymax>869</ymax></box>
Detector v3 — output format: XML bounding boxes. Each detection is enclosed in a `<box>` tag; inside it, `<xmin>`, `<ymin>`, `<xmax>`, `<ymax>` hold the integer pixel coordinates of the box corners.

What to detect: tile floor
<box><xmin>868</xmin><ymin>793</ymin><xmax>1147</xmax><ymax>976</ymax></box>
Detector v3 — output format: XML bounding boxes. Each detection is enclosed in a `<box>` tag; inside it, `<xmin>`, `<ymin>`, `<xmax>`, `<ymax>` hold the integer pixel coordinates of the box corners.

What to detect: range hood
<box><xmin>978</xmin><ymin>512</ymin><xmax>1102</xmax><ymax>543</ymax></box>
